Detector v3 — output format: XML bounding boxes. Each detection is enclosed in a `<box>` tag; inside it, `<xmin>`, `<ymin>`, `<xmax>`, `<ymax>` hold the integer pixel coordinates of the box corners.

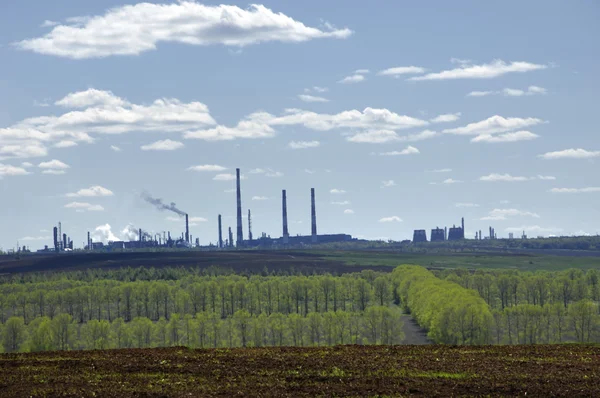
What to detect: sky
<box><xmin>0</xmin><ymin>0</ymin><xmax>599</xmax><ymax>250</ymax></box>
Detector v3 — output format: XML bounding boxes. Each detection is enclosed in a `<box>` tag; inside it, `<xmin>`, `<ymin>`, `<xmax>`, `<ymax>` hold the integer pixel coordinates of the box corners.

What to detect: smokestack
<box><xmin>248</xmin><ymin>209</ymin><xmax>253</xmax><ymax>241</ymax></box>
<box><xmin>218</xmin><ymin>215</ymin><xmax>223</xmax><ymax>248</ymax></box>
<box><xmin>282</xmin><ymin>189</ymin><xmax>289</xmax><ymax>244</ymax></box>
<box><xmin>87</xmin><ymin>231</ymin><xmax>91</xmax><ymax>250</ymax></box>
<box><xmin>236</xmin><ymin>168</ymin><xmax>243</xmax><ymax>247</ymax></box>
<box><xmin>461</xmin><ymin>217</ymin><xmax>465</xmax><ymax>239</ymax></box>
<box><xmin>228</xmin><ymin>227</ymin><xmax>234</xmax><ymax>248</ymax></box>
<box><xmin>139</xmin><ymin>228</ymin><xmax>143</xmax><ymax>242</ymax></box>
<box><xmin>58</xmin><ymin>222</ymin><xmax>62</xmax><ymax>250</ymax></box>
<box><xmin>62</xmin><ymin>233</ymin><xmax>67</xmax><ymax>250</ymax></box>
<box><xmin>185</xmin><ymin>213</ymin><xmax>189</xmax><ymax>244</ymax></box>
<box><xmin>444</xmin><ymin>226</ymin><xmax>447</xmax><ymax>241</ymax></box>
<box><xmin>311</xmin><ymin>188</ymin><xmax>317</xmax><ymax>243</ymax></box>
<box><xmin>53</xmin><ymin>227</ymin><xmax>59</xmax><ymax>252</ymax></box>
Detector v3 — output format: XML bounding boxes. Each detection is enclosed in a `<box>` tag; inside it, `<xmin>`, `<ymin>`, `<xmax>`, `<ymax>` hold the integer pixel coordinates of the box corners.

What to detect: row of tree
<box><xmin>0</xmin><ymin>272</ymin><xmax>395</xmax><ymax>324</ymax></box>
<box><xmin>0</xmin><ymin>307</ymin><xmax>405</xmax><ymax>353</ymax></box>
<box><xmin>439</xmin><ymin>268</ymin><xmax>600</xmax><ymax>310</ymax></box>
<box><xmin>392</xmin><ymin>265</ymin><xmax>493</xmax><ymax>344</ymax></box>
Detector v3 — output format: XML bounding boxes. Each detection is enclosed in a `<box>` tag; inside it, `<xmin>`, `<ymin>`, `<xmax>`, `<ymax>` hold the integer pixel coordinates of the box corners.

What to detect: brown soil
<box><xmin>1</xmin><ymin>345</ymin><xmax>598</xmax><ymax>397</ymax></box>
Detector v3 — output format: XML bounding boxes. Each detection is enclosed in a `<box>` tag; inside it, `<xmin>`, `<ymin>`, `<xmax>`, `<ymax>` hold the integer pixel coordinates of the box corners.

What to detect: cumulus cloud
<box><xmin>187</xmin><ymin>164</ymin><xmax>227</xmax><ymax>172</ymax></box>
<box><xmin>467</xmin><ymin>85</ymin><xmax>547</xmax><ymax>97</ymax></box>
<box><xmin>42</xmin><ymin>170</ymin><xmax>67</xmax><ymax>175</ymax></box>
<box><xmin>378</xmin><ymin>66</ymin><xmax>426</xmax><ymax>76</ymax></box>
<box><xmin>288</xmin><ymin>140</ymin><xmax>320</xmax><ymax>149</ymax></box>
<box><xmin>429</xmin><ymin>168</ymin><xmax>452</xmax><ymax>173</ymax></box>
<box><xmin>354</xmin><ymin>69</ymin><xmax>370</xmax><ymax>74</ymax></box>
<box><xmin>379</xmin><ymin>145</ymin><xmax>420</xmax><ymax>156</ymax></box>
<box><xmin>537</xmin><ymin>175</ymin><xmax>556</xmax><ymax>180</ymax></box>
<box><xmin>140</xmin><ymin>139</ymin><xmax>184</xmax><ymax>151</ymax></box>
<box><xmin>305</xmin><ymin>86</ymin><xmax>328</xmax><ymax>93</ymax></box>
<box><xmin>248</xmin><ymin>168</ymin><xmax>283</xmax><ymax>177</ymax></box>
<box><xmin>347</xmin><ymin>129</ymin><xmax>436</xmax><ymax>144</ymax></box>
<box><xmin>304</xmin><ymin>169</ymin><xmax>316</xmax><ymax>174</ymax></box>
<box><xmin>481</xmin><ymin>208</ymin><xmax>540</xmax><ymax>221</ymax></box>
<box><xmin>549</xmin><ymin>187</ymin><xmax>600</xmax><ymax>194</ymax></box>
<box><xmin>471</xmin><ymin>130</ymin><xmax>540</xmax><ymax>143</ymax></box>
<box><xmin>479</xmin><ymin>173</ymin><xmax>530</xmax><ymax>182</ymax></box>
<box><xmin>331</xmin><ymin>201</ymin><xmax>350</xmax><ymax>205</ymax></box>
<box><xmin>38</xmin><ymin>159</ymin><xmax>70</xmax><ymax>170</ymax></box>
<box><xmin>66</xmin><ymin>185</ymin><xmax>114</xmax><ymax>197</ymax></box>
<box><xmin>381</xmin><ymin>180</ymin><xmax>396</xmax><ymax>188</ymax></box>
<box><xmin>213</xmin><ymin>173</ymin><xmax>240</xmax><ymax>181</ymax></box>
<box><xmin>443</xmin><ymin>116</ymin><xmax>544</xmax><ymax>136</ymax></box>
<box><xmin>443</xmin><ymin>178</ymin><xmax>462</xmax><ymax>184</ymax></box>
<box><xmin>252</xmin><ymin>196</ymin><xmax>269</xmax><ymax>201</ymax></box>
<box><xmin>330</xmin><ymin>189</ymin><xmax>346</xmax><ymax>194</ymax></box>
<box><xmin>17</xmin><ymin>3</ymin><xmax>352</xmax><ymax>59</ymax></box>
<box><xmin>0</xmin><ymin>164</ymin><xmax>31</xmax><ymax>177</ymax></box>
<box><xmin>379</xmin><ymin>216</ymin><xmax>402</xmax><ymax>223</ymax></box>
<box><xmin>430</xmin><ymin>113</ymin><xmax>461</xmax><ymax>123</ymax></box>
<box><xmin>344</xmin><ymin>209</ymin><xmax>355</xmax><ymax>214</ymax></box>
<box><xmin>410</xmin><ymin>60</ymin><xmax>547</xmax><ymax>81</ymax></box>
<box><xmin>64</xmin><ymin>201</ymin><xmax>104</xmax><ymax>211</ymax></box>
<box><xmin>189</xmin><ymin>216</ymin><xmax>207</xmax><ymax>223</ymax></box>
<box><xmin>54</xmin><ymin>140</ymin><xmax>78</xmax><ymax>148</ymax></box>
<box><xmin>110</xmin><ymin>145</ymin><xmax>122</xmax><ymax>152</ymax></box>
<box><xmin>538</xmin><ymin>148</ymin><xmax>600</xmax><ymax>160</ymax></box>
<box><xmin>298</xmin><ymin>94</ymin><xmax>329</xmax><ymax>103</ymax></box>
<box><xmin>455</xmin><ymin>203</ymin><xmax>479</xmax><ymax>208</ymax></box>
<box><xmin>505</xmin><ymin>225</ymin><xmax>563</xmax><ymax>235</ymax></box>
<box><xmin>338</xmin><ymin>74</ymin><xmax>365</xmax><ymax>84</ymax></box>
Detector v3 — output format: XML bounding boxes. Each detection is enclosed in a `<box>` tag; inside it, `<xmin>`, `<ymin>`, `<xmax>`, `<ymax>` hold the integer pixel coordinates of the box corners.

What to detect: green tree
<box><xmin>2</xmin><ymin>317</ymin><xmax>27</xmax><ymax>352</ymax></box>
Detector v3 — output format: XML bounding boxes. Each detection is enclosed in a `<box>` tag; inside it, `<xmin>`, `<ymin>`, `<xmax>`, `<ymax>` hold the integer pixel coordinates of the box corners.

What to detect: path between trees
<box><xmin>400</xmin><ymin>314</ymin><xmax>432</xmax><ymax>345</ymax></box>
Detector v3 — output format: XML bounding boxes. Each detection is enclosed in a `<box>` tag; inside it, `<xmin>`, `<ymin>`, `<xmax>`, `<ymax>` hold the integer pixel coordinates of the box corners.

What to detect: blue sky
<box><xmin>0</xmin><ymin>0</ymin><xmax>599</xmax><ymax>250</ymax></box>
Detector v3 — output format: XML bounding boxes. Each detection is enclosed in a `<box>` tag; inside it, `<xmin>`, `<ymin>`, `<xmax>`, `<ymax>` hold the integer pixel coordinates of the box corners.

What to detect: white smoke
<box><xmin>121</xmin><ymin>224</ymin><xmax>139</xmax><ymax>241</ymax></box>
<box><xmin>92</xmin><ymin>224</ymin><xmax>120</xmax><ymax>243</ymax></box>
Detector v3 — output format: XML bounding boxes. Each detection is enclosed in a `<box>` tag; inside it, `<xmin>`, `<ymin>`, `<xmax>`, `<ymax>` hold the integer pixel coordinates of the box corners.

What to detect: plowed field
<box><xmin>1</xmin><ymin>345</ymin><xmax>599</xmax><ymax>397</ymax></box>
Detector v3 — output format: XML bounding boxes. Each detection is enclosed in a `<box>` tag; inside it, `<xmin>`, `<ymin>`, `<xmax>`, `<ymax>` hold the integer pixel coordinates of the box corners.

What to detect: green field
<box><xmin>314</xmin><ymin>250</ymin><xmax>600</xmax><ymax>271</ymax></box>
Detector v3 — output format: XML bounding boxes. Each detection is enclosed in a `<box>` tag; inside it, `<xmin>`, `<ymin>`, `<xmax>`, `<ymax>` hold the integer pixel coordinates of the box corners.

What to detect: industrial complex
<box><xmin>12</xmin><ymin>167</ymin><xmax>512</xmax><ymax>254</ymax></box>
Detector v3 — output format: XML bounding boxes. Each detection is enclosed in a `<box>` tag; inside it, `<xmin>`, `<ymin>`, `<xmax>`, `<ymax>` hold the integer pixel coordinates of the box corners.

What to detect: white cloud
<box><xmin>313</xmin><ymin>86</ymin><xmax>328</xmax><ymax>93</ymax></box>
<box><xmin>378</xmin><ymin>66</ymin><xmax>426</xmax><ymax>76</ymax></box>
<box><xmin>66</xmin><ymin>185</ymin><xmax>114</xmax><ymax>197</ymax></box>
<box><xmin>505</xmin><ymin>225</ymin><xmax>563</xmax><ymax>234</ymax></box>
<box><xmin>141</xmin><ymin>139</ymin><xmax>184</xmax><ymax>151</ymax></box>
<box><xmin>298</xmin><ymin>94</ymin><xmax>329</xmax><ymax>103</ymax></box>
<box><xmin>187</xmin><ymin>164</ymin><xmax>227</xmax><ymax>172</ymax></box>
<box><xmin>42</xmin><ymin>170</ymin><xmax>67</xmax><ymax>175</ymax></box>
<box><xmin>354</xmin><ymin>69</ymin><xmax>370</xmax><ymax>74</ymax></box>
<box><xmin>189</xmin><ymin>216</ymin><xmax>207</xmax><ymax>223</ymax></box>
<box><xmin>344</xmin><ymin>209</ymin><xmax>355</xmax><ymax>214</ymax></box>
<box><xmin>330</xmin><ymin>189</ymin><xmax>346</xmax><ymax>194</ymax></box>
<box><xmin>53</xmin><ymin>140</ymin><xmax>78</xmax><ymax>148</ymax></box>
<box><xmin>288</xmin><ymin>140</ymin><xmax>320</xmax><ymax>149</ymax></box>
<box><xmin>430</xmin><ymin>113</ymin><xmax>461</xmax><ymax>123</ymax></box>
<box><xmin>537</xmin><ymin>175</ymin><xmax>556</xmax><ymax>180</ymax></box>
<box><xmin>347</xmin><ymin>129</ymin><xmax>436</xmax><ymax>144</ymax></box>
<box><xmin>0</xmin><ymin>142</ymin><xmax>48</xmax><ymax>160</ymax></box>
<box><xmin>18</xmin><ymin>3</ymin><xmax>352</xmax><ymax>59</ymax></box>
<box><xmin>481</xmin><ymin>208</ymin><xmax>540</xmax><ymax>221</ymax></box>
<box><xmin>252</xmin><ymin>196</ymin><xmax>269</xmax><ymax>201</ymax></box>
<box><xmin>213</xmin><ymin>173</ymin><xmax>239</xmax><ymax>181</ymax></box>
<box><xmin>0</xmin><ymin>164</ymin><xmax>31</xmax><ymax>177</ymax></box>
<box><xmin>443</xmin><ymin>116</ymin><xmax>544</xmax><ymax>136</ymax></box>
<box><xmin>379</xmin><ymin>216</ymin><xmax>402</xmax><ymax>223</ymax></box>
<box><xmin>166</xmin><ymin>216</ymin><xmax>183</xmax><ymax>222</ymax></box>
<box><xmin>429</xmin><ymin>168</ymin><xmax>452</xmax><ymax>173</ymax></box>
<box><xmin>21</xmin><ymin>162</ymin><xmax>34</xmax><ymax>168</ymax></box>
<box><xmin>467</xmin><ymin>91</ymin><xmax>495</xmax><ymax>97</ymax></box>
<box><xmin>468</xmin><ymin>85</ymin><xmax>548</xmax><ymax>97</ymax></box>
<box><xmin>450</xmin><ymin>58</ymin><xmax>471</xmax><ymax>65</ymax></box>
<box><xmin>410</xmin><ymin>60</ymin><xmax>547</xmax><ymax>81</ymax></box>
<box><xmin>248</xmin><ymin>168</ymin><xmax>282</xmax><ymax>177</ymax></box>
<box><xmin>549</xmin><ymin>187</ymin><xmax>600</xmax><ymax>194</ymax></box>
<box><xmin>56</xmin><ymin>88</ymin><xmax>127</xmax><ymax>108</ymax></box>
<box><xmin>338</xmin><ymin>74</ymin><xmax>365</xmax><ymax>84</ymax></box>
<box><xmin>538</xmin><ymin>148</ymin><xmax>600</xmax><ymax>160</ymax></box>
<box><xmin>304</xmin><ymin>169</ymin><xmax>315</xmax><ymax>174</ymax></box>
<box><xmin>379</xmin><ymin>145</ymin><xmax>420</xmax><ymax>156</ymax></box>
<box><xmin>455</xmin><ymin>203</ymin><xmax>479</xmax><ymax>208</ymax></box>
<box><xmin>41</xmin><ymin>20</ymin><xmax>59</xmax><ymax>28</ymax></box>
<box><xmin>64</xmin><ymin>201</ymin><xmax>104</xmax><ymax>211</ymax></box>
<box><xmin>19</xmin><ymin>235</ymin><xmax>51</xmax><ymax>241</ymax></box>
<box><xmin>443</xmin><ymin>178</ymin><xmax>462</xmax><ymax>184</ymax></box>
<box><xmin>110</xmin><ymin>145</ymin><xmax>122</xmax><ymax>152</ymax></box>
<box><xmin>479</xmin><ymin>173</ymin><xmax>530</xmax><ymax>182</ymax></box>
<box><xmin>38</xmin><ymin>159</ymin><xmax>70</xmax><ymax>169</ymax></box>
<box><xmin>381</xmin><ymin>180</ymin><xmax>396</xmax><ymax>188</ymax></box>
<box><xmin>331</xmin><ymin>201</ymin><xmax>350</xmax><ymax>205</ymax></box>
<box><xmin>471</xmin><ymin>130</ymin><xmax>540</xmax><ymax>143</ymax></box>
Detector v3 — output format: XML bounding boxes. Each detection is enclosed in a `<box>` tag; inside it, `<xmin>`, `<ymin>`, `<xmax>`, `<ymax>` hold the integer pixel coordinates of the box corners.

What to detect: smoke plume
<box><xmin>141</xmin><ymin>191</ymin><xmax>186</xmax><ymax>216</ymax></box>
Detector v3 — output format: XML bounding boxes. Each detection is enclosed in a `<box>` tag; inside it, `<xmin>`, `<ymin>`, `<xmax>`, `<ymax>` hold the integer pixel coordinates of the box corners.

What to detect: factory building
<box><xmin>430</xmin><ymin>227</ymin><xmax>445</xmax><ymax>242</ymax></box>
<box><xmin>413</xmin><ymin>230</ymin><xmax>427</xmax><ymax>243</ymax></box>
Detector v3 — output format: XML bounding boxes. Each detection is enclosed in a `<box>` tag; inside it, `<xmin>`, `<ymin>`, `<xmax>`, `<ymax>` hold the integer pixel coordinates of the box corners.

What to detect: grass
<box><xmin>310</xmin><ymin>250</ymin><xmax>600</xmax><ymax>271</ymax></box>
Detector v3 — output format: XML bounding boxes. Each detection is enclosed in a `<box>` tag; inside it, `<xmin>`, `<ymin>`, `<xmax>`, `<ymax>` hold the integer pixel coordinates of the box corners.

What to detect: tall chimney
<box><xmin>218</xmin><ymin>214</ymin><xmax>223</xmax><ymax>248</ymax></box>
<box><xmin>62</xmin><ymin>233</ymin><xmax>67</xmax><ymax>250</ymax></box>
<box><xmin>87</xmin><ymin>231</ymin><xmax>91</xmax><ymax>250</ymax></box>
<box><xmin>58</xmin><ymin>222</ymin><xmax>62</xmax><ymax>250</ymax></box>
<box><xmin>461</xmin><ymin>217</ymin><xmax>465</xmax><ymax>239</ymax></box>
<box><xmin>236</xmin><ymin>168</ymin><xmax>243</xmax><ymax>247</ymax></box>
<box><xmin>228</xmin><ymin>227</ymin><xmax>234</xmax><ymax>248</ymax></box>
<box><xmin>248</xmin><ymin>209</ymin><xmax>253</xmax><ymax>241</ymax></box>
<box><xmin>185</xmin><ymin>213</ymin><xmax>190</xmax><ymax>244</ymax></box>
<box><xmin>444</xmin><ymin>226</ymin><xmax>447</xmax><ymax>241</ymax></box>
<box><xmin>53</xmin><ymin>227</ymin><xmax>59</xmax><ymax>252</ymax></box>
<box><xmin>311</xmin><ymin>188</ymin><xmax>317</xmax><ymax>243</ymax></box>
<box><xmin>282</xmin><ymin>189</ymin><xmax>289</xmax><ymax>244</ymax></box>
